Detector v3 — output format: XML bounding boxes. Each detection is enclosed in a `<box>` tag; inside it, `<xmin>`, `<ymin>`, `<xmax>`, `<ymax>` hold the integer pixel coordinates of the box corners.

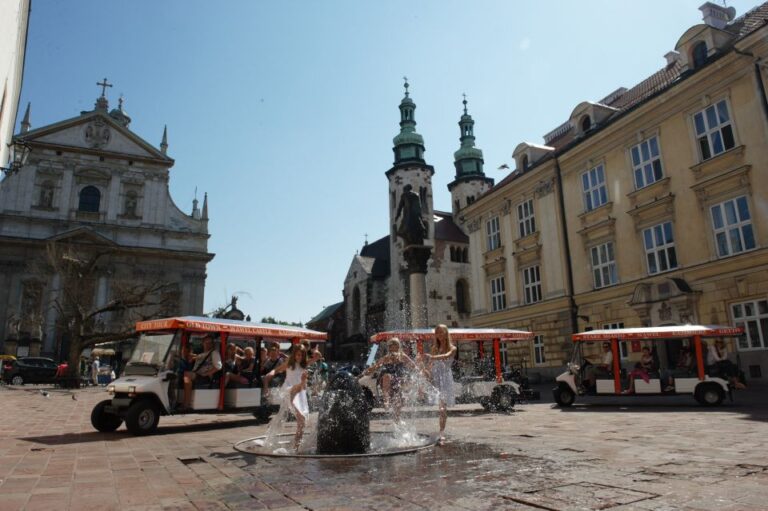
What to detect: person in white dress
<box><xmin>266</xmin><ymin>344</ymin><xmax>309</xmax><ymax>450</ymax></box>
<box><xmin>422</xmin><ymin>324</ymin><xmax>457</xmax><ymax>444</ymax></box>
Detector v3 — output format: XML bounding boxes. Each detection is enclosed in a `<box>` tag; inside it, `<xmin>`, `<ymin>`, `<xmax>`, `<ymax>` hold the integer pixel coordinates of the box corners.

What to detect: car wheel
<box><xmin>125</xmin><ymin>400</ymin><xmax>160</xmax><ymax>436</ymax></box>
<box><xmin>11</xmin><ymin>375</ymin><xmax>23</xmax><ymax>386</ymax></box>
<box><xmin>491</xmin><ymin>386</ymin><xmax>516</xmax><ymax>412</ymax></box>
<box><xmin>695</xmin><ymin>384</ymin><xmax>724</xmax><ymax>407</ymax></box>
<box><xmin>553</xmin><ymin>384</ymin><xmax>575</xmax><ymax>407</ymax></box>
<box><xmin>91</xmin><ymin>399</ymin><xmax>123</xmax><ymax>432</ymax></box>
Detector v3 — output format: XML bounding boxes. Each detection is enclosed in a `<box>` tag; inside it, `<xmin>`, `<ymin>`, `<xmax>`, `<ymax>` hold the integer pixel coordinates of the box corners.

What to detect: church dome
<box><xmin>109</xmin><ymin>98</ymin><xmax>131</xmax><ymax>128</ymax></box>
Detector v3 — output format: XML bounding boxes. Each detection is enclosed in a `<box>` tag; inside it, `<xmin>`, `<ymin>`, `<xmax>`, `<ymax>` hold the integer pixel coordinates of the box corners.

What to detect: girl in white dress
<box><xmin>267</xmin><ymin>345</ymin><xmax>309</xmax><ymax>450</ymax></box>
<box><xmin>423</xmin><ymin>324</ymin><xmax>456</xmax><ymax>444</ymax></box>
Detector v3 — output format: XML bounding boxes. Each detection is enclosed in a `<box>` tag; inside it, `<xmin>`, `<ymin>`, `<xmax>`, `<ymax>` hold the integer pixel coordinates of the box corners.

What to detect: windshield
<box><xmin>365</xmin><ymin>344</ymin><xmax>379</xmax><ymax>367</ymax></box>
<box><xmin>128</xmin><ymin>333</ymin><xmax>176</xmax><ymax>367</ymax></box>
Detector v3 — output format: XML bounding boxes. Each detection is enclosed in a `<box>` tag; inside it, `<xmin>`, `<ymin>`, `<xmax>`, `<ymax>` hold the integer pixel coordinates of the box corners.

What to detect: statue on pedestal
<box><xmin>395</xmin><ymin>184</ymin><xmax>428</xmax><ymax>246</ymax></box>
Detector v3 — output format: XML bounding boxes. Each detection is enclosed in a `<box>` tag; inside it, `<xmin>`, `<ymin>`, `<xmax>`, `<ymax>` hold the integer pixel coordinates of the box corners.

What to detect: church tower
<box><xmin>385</xmin><ymin>79</ymin><xmax>435</xmax><ymax>327</ymax></box>
<box><xmin>447</xmin><ymin>96</ymin><xmax>494</xmax><ymax>221</ymax></box>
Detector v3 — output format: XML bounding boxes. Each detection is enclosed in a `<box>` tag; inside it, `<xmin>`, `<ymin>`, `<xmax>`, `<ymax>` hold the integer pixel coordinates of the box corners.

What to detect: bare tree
<box><xmin>43</xmin><ymin>241</ymin><xmax>176</xmax><ymax>381</ymax></box>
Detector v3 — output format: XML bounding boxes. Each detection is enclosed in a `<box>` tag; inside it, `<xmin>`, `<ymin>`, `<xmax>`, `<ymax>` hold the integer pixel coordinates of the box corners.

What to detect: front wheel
<box><xmin>91</xmin><ymin>400</ymin><xmax>123</xmax><ymax>432</ymax></box>
<box><xmin>695</xmin><ymin>384</ymin><xmax>724</xmax><ymax>407</ymax></box>
<box><xmin>125</xmin><ymin>400</ymin><xmax>160</xmax><ymax>435</ymax></box>
<box><xmin>553</xmin><ymin>384</ymin><xmax>575</xmax><ymax>407</ymax></box>
<box><xmin>491</xmin><ymin>386</ymin><xmax>516</xmax><ymax>412</ymax></box>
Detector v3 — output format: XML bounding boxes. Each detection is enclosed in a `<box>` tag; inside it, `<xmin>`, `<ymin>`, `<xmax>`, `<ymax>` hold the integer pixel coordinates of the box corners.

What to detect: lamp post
<box><xmin>0</xmin><ymin>139</ymin><xmax>31</xmax><ymax>176</ymax></box>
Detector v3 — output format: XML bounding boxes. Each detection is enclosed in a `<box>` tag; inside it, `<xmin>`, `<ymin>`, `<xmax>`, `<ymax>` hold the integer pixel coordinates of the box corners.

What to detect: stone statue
<box><xmin>39</xmin><ymin>186</ymin><xmax>54</xmax><ymax>208</ymax></box>
<box><xmin>5</xmin><ymin>313</ymin><xmax>20</xmax><ymax>339</ymax></box>
<box><xmin>124</xmin><ymin>194</ymin><xmax>138</xmax><ymax>217</ymax></box>
<box><xmin>395</xmin><ymin>184</ymin><xmax>428</xmax><ymax>246</ymax></box>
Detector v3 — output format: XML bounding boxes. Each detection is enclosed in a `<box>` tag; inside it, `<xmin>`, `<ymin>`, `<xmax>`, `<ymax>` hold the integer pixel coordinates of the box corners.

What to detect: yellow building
<box><xmin>463</xmin><ymin>2</ymin><xmax>768</xmax><ymax>381</ymax></box>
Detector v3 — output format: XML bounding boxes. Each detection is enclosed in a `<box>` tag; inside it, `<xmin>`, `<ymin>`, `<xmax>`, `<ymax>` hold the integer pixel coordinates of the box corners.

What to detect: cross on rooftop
<box><xmin>97</xmin><ymin>78</ymin><xmax>113</xmax><ymax>97</ymax></box>
<box><xmin>403</xmin><ymin>76</ymin><xmax>409</xmax><ymax>96</ymax></box>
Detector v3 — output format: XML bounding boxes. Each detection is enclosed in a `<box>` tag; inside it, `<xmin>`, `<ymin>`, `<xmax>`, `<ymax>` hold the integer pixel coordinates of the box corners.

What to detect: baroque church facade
<box><xmin>341</xmin><ymin>84</ymin><xmax>493</xmax><ymax>354</ymax></box>
<box><xmin>0</xmin><ymin>85</ymin><xmax>213</xmax><ymax>358</ymax></box>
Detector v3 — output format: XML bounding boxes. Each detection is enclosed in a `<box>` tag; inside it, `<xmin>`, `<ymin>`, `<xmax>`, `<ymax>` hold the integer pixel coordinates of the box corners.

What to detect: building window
<box><xmin>490</xmin><ymin>275</ymin><xmax>506</xmax><ymax>312</ymax></box>
<box><xmin>462</xmin><ymin>247</ymin><xmax>468</xmax><ymax>263</ymax></box>
<box><xmin>486</xmin><ymin>216</ymin><xmax>501</xmax><ymax>251</ymax></box>
<box><xmin>643</xmin><ymin>222</ymin><xmax>678</xmax><ymax>274</ymax></box>
<box><xmin>591</xmin><ymin>242</ymin><xmax>618</xmax><ymax>289</ymax></box>
<box><xmin>711</xmin><ymin>196</ymin><xmax>755</xmax><ymax>257</ymax></box>
<box><xmin>533</xmin><ymin>335</ymin><xmax>545</xmax><ymax>365</ymax></box>
<box><xmin>581</xmin><ymin>164</ymin><xmax>608</xmax><ymax>212</ymax></box>
<box><xmin>522</xmin><ymin>265</ymin><xmax>542</xmax><ymax>304</ymax></box>
<box><xmin>467</xmin><ymin>196</ymin><xmax>475</xmax><ymax>206</ymax></box>
<box><xmin>521</xmin><ymin>155</ymin><xmax>529</xmax><ymax>170</ymax></box>
<box><xmin>603</xmin><ymin>322</ymin><xmax>627</xmax><ymax>359</ymax></box>
<box><xmin>692</xmin><ymin>41</ymin><xmax>708</xmax><ymax>68</ymax></box>
<box><xmin>581</xmin><ymin>115</ymin><xmax>591</xmax><ymax>132</ymax></box>
<box><xmin>694</xmin><ymin>99</ymin><xmax>735</xmax><ymax>160</ymax></box>
<box><xmin>631</xmin><ymin>136</ymin><xmax>664</xmax><ymax>189</ymax></box>
<box><xmin>456</xmin><ymin>279</ymin><xmax>469</xmax><ymax>314</ymax></box>
<box><xmin>732</xmin><ymin>300</ymin><xmax>768</xmax><ymax>350</ymax></box>
<box><xmin>78</xmin><ymin>186</ymin><xmax>101</xmax><ymax>212</ymax></box>
<box><xmin>517</xmin><ymin>199</ymin><xmax>536</xmax><ymax>238</ymax></box>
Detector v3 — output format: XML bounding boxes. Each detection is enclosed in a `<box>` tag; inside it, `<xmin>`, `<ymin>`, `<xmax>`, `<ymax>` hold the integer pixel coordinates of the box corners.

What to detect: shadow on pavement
<box><xmin>552</xmin><ymin>399</ymin><xmax>768</xmax><ymax>422</ymax></box>
<box><xmin>20</xmin><ymin>418</ymin><xmax>261</xmax><ymax>445</ymax></box>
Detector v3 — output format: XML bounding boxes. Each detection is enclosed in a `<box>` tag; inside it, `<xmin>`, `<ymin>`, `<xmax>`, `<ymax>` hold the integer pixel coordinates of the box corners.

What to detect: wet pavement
<box><xmin>0</xmin><ymin>382</ymin><xmax>766</xmax><ymax>510</ymax></box>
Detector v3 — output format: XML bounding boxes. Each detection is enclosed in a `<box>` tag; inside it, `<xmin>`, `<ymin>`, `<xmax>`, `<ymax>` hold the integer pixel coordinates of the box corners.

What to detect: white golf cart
<box><xmin>90</xmin><ymin>316</ymin><xmax>326</xmax><ymax>435</ymax></box>
<box><xmin>554</xmin><ymin>324</ymin><xmax>745</xmax><ymax>407</ymax></box>
<box><xmin>361</xmin><ymin>328</ymin><xmax>536</xmax><ymax>412</ymax></box>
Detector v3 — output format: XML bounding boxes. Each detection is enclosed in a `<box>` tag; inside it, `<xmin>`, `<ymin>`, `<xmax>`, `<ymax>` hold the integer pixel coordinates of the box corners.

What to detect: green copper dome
<box><xmin>453</xmin><ymin>96</ymin><xmax>485</xmax><ymax>177</ymax></box>
<box><xmin>392</xmin><ymin>79</ymin><xmax>425</xmax><ymax>164</ymax></box>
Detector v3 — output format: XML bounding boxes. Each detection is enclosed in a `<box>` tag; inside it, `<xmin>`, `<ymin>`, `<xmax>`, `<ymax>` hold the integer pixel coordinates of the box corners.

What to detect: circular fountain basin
<box><xmin>234</xmin><ymin>430</ymin><xmax>437</xmax><ymax>458</ymax></box>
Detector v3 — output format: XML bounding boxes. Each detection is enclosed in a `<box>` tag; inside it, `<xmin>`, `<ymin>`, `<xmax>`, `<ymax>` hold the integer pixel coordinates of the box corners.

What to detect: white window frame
<box><xmin>517</xmin><ymin>199</ymin><xmax>536</xmax><ymax>238</ymax></box>
<box><xmin>486</xmin><ymin>216</ymin><xmax>501</xmax><ymax>251</ymax></box>
<box><xmin>643</xmin><ymin>221</ymin><xmax>678</xmax><ymax>275</ymax></box>
<box><xmin>590</xmin><ymin>242</ymin><xmax>618</xmax><ymax>289</ymax></box>
<box><xmin>731</xmin><ymin>299</ymin><xmax>768</xmax><ymax>351</ymax></box>
<box><xmin>603</xmin><ymin>322</ymin><xmax>627</xmax><ymax>359</ymax></box>
<box><xmin>581</xmin><ymin>163</ymin><xmax>608</xmax><ymax>212</ymax></box>
<box><xmin>710</xmin><ymin>196</ymin><xmax>756</xmax><ymax>258</ymax></box>
<box><xmin>630</xmin><ymin>135</ymin><xmax>664</xmax><ymax>189</ymax></box>
<box><xmin>693</xmin><ymin>99</ymin><xmax>736</xmax><ymax>161</ymax></box>
<box><xmin>533</xmin><ymin>335</ymin><xmax>545</xmax><ymax>365</ymax></box>
<box><xmin>522</xmin><ymin>265</ymin><xmax>542</xmax><ymax>304</ymax></box>
<box><xmin>489</xmin><ymin>275</ymin><xmax>506</xmax><ymax>312</ymax></box>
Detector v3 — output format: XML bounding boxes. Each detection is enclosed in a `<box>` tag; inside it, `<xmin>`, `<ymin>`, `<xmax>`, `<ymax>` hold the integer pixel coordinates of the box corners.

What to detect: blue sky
<box><xmin>16</xmin><ymin>0</ymin><xmax>760</xmax><ymax>323</ymax></box>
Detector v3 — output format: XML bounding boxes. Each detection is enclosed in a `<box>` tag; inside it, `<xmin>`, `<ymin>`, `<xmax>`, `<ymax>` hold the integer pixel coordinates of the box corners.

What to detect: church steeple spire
<box><xmin>20</xmin><ymin>102</ymin><xmax>31</xmax><ymax>133</ymax></box>
<box><xmin>160</xmin><ymin>125</ymin><xmax>168</xmax><ymax>154</ymax></box>
<box><xmin>392</xmin><ymin>77</ymin><xmax>426</xmax><ymax>165</ymax></box>
<box><xmin>447</xmin><ymin>94</ymin><xmax>494</xmax><ymax>219</ymax></box>
<box><xmin>452</xmin><ymin>94</ymin><xmax>485</xmax><ymax>178</ymax></box>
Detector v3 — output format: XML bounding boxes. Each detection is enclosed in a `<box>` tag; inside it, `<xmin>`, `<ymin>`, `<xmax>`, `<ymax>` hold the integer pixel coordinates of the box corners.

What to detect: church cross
<box><xmin>97</xmin><ymin>78</ymin><xmax>113</xmax><ymax>97</ymax></box>
<box><xmin>364</xmin><ymin>233</ymin><xmax>368</xmax><ymax>244</ymax></box>
<box><xmin>403</xmin><ymin>76</ymin><xmax>409</xmax><ymax>96</ymax></box>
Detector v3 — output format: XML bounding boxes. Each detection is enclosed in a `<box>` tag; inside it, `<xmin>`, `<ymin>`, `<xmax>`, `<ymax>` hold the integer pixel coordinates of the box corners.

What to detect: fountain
<box><xmin>316</xmin><ymin>371</ymin><xmax>371</xmax><ymax>454</ymax></box>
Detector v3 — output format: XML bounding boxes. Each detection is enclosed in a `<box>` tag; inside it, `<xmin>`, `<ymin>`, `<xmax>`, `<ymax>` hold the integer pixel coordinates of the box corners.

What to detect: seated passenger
<box><xmin>584</xmin><ymin>342</ymin><xmax>613</xmax><ymax>390</ymax></box>
<box><xmin>180</xmin><ymin>334</ymin><xmax>222</xmax><ymax>410</ymax></box>
<box><xmin>223</xmin><ymin>344</ymin><xmax>248</xmax><ymax>387</ymax></box>
<box><xmin>707</xmin><ymin>339</ymin><xmax>746</xmax><ymax>389</ymax></box>
<box><xmin>663</xmin><ymin>346</ymin><xmax>693</xmax><ymax>392</ymax></box>
<box><xmin>623</xmin><ymin>346</ymin><xmax>654</xmax><ymax>394</ymax></box>
<box><xmin>236</xmin><ymin>347</ymin><xmax>257</xmax><ymax>386</ymax></box>
<box><xmin>261</xmin><ymin>342</ymin><xmax>287</xmax><ymax>396</ymax></box>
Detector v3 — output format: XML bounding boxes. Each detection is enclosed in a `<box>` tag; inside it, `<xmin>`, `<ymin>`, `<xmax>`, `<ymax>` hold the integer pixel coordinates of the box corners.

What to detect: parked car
<box><xmin>2</xmin><ymin>357</ymin><xmax>59</xmax><ymax>385</ymax></box>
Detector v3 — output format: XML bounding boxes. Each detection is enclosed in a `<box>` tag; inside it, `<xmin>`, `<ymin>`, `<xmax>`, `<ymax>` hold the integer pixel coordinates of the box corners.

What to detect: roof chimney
<box><xmin>664</xmin><ymin>51</ymin><xmax>681</xmax><ymax>66</ymax></box>
<box><xmin>699</xmin><ymin>2</ymin><xmax>736</xmax><ymax>30</ymax></box>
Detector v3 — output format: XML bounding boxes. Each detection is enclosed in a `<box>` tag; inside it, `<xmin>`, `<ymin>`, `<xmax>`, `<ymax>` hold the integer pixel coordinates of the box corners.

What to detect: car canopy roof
<box><xmin>370</xmin><ymin>328</ymin><xmax>534</xmax><ymax>344</ymax></box>
<box><xmin>135</xmin><ymin>316</ymin><xmax>327</xmax><ymax>341</ymax></box>
<box><xmin>572</xmin><ymin>324</ymin><xmax>743</xmax><ymax>342</ymax></box>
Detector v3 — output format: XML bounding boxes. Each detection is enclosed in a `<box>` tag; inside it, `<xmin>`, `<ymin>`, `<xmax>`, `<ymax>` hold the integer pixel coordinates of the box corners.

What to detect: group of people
<box><xmin>360</xmin><ymin>324</ymin><xmax>456</xmax><ymax>444</ymax></box>
<box><xmin>583</xmin><ymin>338</ymin><xmax>745</xmax><ymax>393</ymax></box>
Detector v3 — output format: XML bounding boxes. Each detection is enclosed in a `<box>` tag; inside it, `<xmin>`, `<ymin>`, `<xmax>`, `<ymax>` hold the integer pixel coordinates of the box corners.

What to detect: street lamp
<box><xmin>0</xmin><ymin>139</ymin><xmax>31</xmax><ymax>176</ymax></box>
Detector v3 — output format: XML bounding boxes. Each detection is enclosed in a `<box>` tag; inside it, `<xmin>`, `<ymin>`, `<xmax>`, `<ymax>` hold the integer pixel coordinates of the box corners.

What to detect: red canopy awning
<box><xmin>135</xmin><ymin>316</ymin><xmax>327</xmax><ymax>341</ymax></box>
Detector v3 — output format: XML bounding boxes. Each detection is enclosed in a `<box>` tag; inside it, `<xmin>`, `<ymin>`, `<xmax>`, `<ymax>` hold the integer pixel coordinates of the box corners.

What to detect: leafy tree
<box><xmin>260</xmin><ymin>316</ymin><xmax>303</xmax><ymax>327</ymax></box>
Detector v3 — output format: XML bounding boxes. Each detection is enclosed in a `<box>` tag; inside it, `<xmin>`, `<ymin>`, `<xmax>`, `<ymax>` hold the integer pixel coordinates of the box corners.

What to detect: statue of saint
<box><xmin>395</xmin><ymin>184</ymin><xmax>428</xmax><ymax>246</ymax></box>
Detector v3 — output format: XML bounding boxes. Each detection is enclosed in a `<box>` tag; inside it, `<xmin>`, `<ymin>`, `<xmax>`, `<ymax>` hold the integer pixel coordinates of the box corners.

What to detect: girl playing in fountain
<box><xmin>360</xmin><ymin>337</ymin><xmax>418</xmax><ymax>422</ymax></box>
<box><xmin>423</xmin><ymin>324</ymin><xmax>456</xmax><ymax>444</ymax></box>
<box><xmin>265</xmin><ymin>344</ymin><xmax>310</xmax><ymax>451</ymax></box>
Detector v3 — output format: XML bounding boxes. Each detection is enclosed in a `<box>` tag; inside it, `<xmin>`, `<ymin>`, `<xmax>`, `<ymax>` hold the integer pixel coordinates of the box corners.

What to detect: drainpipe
<box><xmin>554</xmin><ymin>157</ymin><xmax>579</xmax><ymax>335</ymax></box>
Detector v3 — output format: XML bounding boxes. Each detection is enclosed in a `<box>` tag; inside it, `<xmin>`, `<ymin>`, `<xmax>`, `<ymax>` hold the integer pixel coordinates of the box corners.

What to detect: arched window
<box><xmin>352</xmin><ymin>286</ymin><xmax>361</xmax><ymax>332</ymax></box>
<box><xmin>462</xmin><ymin>247</ymin><xmax>469</xmax><ymax>263</ymax></box>
<box><xmin>78</xmin><ymin>186</ymin><xmax>101</xmax><ymax>212</ymax></box>
<box><xmin>456</xmin><ymin>279</ymin><xmax>469</xmax><ymax>314</ymax></box>
<box><xmin>581</xmin><ymin>115</ymin><xmax>592</xmax><ymax>132</ymax></box>
<box><xmin>692</xmin><ymin>41</ymin><xmax>708</xmax><ymax>68</ymax></box>
<box><xmin>450</xmin><ymin>246</ymin><xmax>456</xmax><ymax>262</ymax></box>
<box><xmin>521</xmin><ymin>155</ymin><xmax>529</xmax><ymax>170</ymax></box>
